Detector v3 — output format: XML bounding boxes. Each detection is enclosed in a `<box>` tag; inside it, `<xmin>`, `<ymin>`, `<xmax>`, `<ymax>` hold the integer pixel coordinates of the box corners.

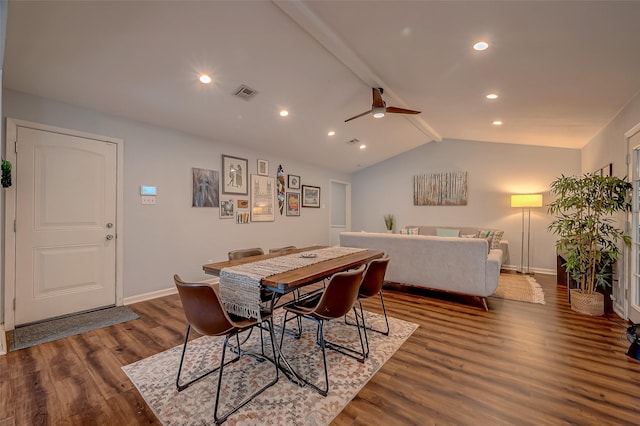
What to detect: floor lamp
<box><xmin>511</xmin><ymin>194</ymin><xmax>543</xmax><ymax>274</ymax></box>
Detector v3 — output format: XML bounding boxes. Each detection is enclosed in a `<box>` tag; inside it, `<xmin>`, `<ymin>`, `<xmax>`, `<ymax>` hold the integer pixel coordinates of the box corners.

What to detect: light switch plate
<box><xmin>141</xmin><ymin>195</ymin><xmax>156</xmax><ymax>205</ymax></box>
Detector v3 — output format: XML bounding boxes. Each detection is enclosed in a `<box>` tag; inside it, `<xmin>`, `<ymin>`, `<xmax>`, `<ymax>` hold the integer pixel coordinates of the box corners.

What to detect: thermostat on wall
<box><xmin>140</xmin><ymin>185</ymin><xmax>157</xmax><ymax>196</ymax></box>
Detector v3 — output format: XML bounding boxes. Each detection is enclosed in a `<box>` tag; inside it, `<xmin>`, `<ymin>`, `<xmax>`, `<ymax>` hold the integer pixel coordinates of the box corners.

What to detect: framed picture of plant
<box><xmin>222</xmin><ymin>155</ymin><xmax>248</xmax><ymax>195</ymax></box>
<box><xmin>286</xmin><ymin>192</ymin><xmax>300</xmax><ymax>216</ymax></box>
<box><xmin>257</xmin><ymin>159</ymin><xmax>268</xmax><ymax>176</ymax></box>
<box><xmin>288</xmin><ymin>174</ymin><xmax>300</xmax><ymax>189</ymax></box>
<box><xmin>302</xmin><ymin>185</ymin><xmax>320</xmax><ymax>208</ymax></box>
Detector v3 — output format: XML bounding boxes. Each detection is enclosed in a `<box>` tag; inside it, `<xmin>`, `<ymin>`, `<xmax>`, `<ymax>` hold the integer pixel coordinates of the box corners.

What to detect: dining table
<box><xmin>202</xmin><ymin>245</ymin><xmax>384</xmax><ymax>384</ymax></box>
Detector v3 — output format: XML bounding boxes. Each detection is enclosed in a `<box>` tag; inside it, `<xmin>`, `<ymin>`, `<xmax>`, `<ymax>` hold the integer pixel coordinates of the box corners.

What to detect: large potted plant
<box><xmin>547</xmin><ymin>174</ymin><xmax>632</xmax><ymax>315</ymax></box>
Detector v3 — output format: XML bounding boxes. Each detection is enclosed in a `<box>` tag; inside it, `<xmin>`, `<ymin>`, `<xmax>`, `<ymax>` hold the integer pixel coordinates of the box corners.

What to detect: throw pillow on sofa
<box><xmin>436</xmin><ymin>228</ymin><xmax>460</xmax><ymax>237</ymax></box>
<box><xmin>401</xmin><ymin>227</ymin><xmax>420</xmax><ymax>235</ymax></box>
<box><xmin>477</xmin><ymin>229</ymin><xmax>504</xmax><ymax>250</ymax></box>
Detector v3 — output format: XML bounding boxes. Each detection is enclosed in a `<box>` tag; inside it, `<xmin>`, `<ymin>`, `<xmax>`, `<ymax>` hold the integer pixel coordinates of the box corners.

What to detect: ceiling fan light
<box><xmin>372</xmin><ymin>106</ymin><xmax>386</xmax><ymax>118</ymax></box>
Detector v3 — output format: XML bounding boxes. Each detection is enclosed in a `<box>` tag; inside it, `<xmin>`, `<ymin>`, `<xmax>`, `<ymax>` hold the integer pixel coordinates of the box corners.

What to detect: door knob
<box><xmin>106</xmin><ymin>234</ymin><xmax>114</xmax><ymax>240</ymax></box>
<box><xmin>106</xmin><ymin>223</ymin><xmax>113</xmax><ymax>228</ymax></box>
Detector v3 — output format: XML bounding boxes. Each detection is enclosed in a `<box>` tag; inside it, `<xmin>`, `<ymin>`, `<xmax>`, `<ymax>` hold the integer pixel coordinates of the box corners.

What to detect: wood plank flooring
<box><xmin>2</xmin><ymin>274</ymin><xmax>640</xmax><ymax>425</ymax></box>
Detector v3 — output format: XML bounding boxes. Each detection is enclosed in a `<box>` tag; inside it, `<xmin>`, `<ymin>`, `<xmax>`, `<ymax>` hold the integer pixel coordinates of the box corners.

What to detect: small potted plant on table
<box><xmin>547</xmin><ymin>173</ymin><xmax>631</xmax><ymax>316</ymax></box>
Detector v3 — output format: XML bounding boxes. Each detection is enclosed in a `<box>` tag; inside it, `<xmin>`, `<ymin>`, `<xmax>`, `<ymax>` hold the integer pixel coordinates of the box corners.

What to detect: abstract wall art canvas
<box><xmin>414</xmin><ymin>171</ymin><xmax>468</xmax><ymax>206</ymax></box>
<box><xmin>192</xmin><ymin>168</ymin><xmax>219</xmax><ymax>207</ymax></box>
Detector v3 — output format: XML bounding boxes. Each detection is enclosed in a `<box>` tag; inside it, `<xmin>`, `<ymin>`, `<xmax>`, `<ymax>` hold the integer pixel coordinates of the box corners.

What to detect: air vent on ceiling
<box><xmin>233</xmin><ymin>84</ymin><xmax>258</xmax><ymax>100</ymax></box>
<box><xmin>346</xmin><ymin>138</ymin><xmax>360</xmax><ymax>146</ymax></box>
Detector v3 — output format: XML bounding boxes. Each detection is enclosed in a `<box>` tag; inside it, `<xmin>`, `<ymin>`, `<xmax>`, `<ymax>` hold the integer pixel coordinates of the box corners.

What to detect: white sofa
<box><xmin>405</xmin><ymin>225</ymin><xmax>509</xmax><ymax>264</ymax></box>
<box><xmin>339</xmin><ymin>231</ymin><xmax>503</xmax><ymax>310</ymax></box>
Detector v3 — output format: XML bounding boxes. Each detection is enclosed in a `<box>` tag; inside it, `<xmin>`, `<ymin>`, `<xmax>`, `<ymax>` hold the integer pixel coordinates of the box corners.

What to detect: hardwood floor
<box><xmin>2</xmin><ymin>274</ymin><xmax>640</xmax><ymax>425</ymax></box>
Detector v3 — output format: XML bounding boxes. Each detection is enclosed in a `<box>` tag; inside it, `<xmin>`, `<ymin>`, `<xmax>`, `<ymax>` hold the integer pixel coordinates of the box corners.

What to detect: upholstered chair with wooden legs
<box><xmin>279</xmin><ymin>265</ymin><xmax>366</xmax><ymax>396</ymax></box>
<box><xmin>268</xmin><ymin>245</ymin><xmax>297</xmax><ymax>254</ymax></box>
<box><xmin>174</xmin><ymin>274</ymin><xmax>278</xmax><ymax>425</ymax></box>
<box><xmin>346</xmin><ymin>256</ymin><xmax>391</xmax><ymax>358</ymax></box>
<box><xmin>228</xmin><ymin>247</ymin><xmax>264</xmax><ymax>260</ymax></box>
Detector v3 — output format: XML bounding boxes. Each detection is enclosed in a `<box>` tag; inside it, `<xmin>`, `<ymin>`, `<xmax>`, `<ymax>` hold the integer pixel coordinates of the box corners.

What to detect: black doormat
<box><xmin>9</xmin><ymin>306</ymin><xmax>139</xmax><ymax>351</ymax></box>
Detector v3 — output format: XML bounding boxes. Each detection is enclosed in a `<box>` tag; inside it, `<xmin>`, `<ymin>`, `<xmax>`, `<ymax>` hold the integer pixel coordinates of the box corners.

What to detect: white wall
<box><xmin>582</xmin><ymin>91</ymin><xmax>640</xmax><ymax>176</ymax></box>
<box><xmin>2</xmin><ymin>89</ymin><xmax>349</xmax><ymax>308</ymax></box>
<box><xmin>351</xmin><ymin>139</ymin><xmax>581</xmax><ymax>273</ymax></box>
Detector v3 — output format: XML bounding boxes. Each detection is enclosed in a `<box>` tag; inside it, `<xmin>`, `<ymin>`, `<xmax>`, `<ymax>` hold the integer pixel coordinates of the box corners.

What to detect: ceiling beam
<box><xmin>273</xmin><ymin>0</ymin><xmax>442</xmax><ymax>143</ymax></box>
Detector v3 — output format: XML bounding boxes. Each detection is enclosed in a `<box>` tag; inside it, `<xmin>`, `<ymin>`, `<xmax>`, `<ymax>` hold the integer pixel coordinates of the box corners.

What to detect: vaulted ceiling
<box><xmin>5</xmin><ymin>1</ymin><xmax>640</xmax><ymax>173</ymax></box>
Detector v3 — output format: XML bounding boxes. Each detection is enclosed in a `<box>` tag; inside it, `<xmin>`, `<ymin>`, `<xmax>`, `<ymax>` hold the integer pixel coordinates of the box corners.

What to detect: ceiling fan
<box><xmin>344</xmin><ymin>87</ymin><xmax>421</xmax><ymax>123</ymax></box>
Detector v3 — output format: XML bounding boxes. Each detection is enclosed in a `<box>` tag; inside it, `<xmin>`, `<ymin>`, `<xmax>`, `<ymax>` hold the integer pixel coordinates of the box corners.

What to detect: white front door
<box><xmin>15</xmin><ymin>126</ymin><xmax>117</xmax><ymax>325</ymax></box>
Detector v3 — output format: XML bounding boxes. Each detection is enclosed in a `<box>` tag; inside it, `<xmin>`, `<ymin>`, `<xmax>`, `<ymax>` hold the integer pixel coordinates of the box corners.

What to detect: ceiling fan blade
<box><xmin>386</xmin><ymin>106</ymin><xmax>421</xmax><ymax>115</ymax></box>
<box><xmin>372</xmin><ymin>88</ymin><xmax>385</xmax><ymax>108</ymax></box>
<box><xmin>344</xmin><ymin>109</ymin><xmax>373</xmax><ymax>122</ymax></box>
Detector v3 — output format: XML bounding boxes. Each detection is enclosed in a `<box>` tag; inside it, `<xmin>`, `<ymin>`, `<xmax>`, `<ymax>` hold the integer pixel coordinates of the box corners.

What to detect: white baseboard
<box><xmin>123</xmin><ymin>277</ymin><xmax>219</xmax><ymax>305</ymax></box>
<box><xmin>123</xmin><ymin>287</ymin><xmax>178</xmax><ymax>305</ymax></box>
<box><xmin>502</xmin><ymin>265</ymin><xmax>556</xmax><ymax>276</ymax></box>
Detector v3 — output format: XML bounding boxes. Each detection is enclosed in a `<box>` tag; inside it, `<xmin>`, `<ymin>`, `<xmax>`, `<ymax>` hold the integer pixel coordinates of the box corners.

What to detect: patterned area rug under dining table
<box><xmin>123</xmin><ymin>311</ymin><xmax>418</xmax><ymax>426</ymax></box>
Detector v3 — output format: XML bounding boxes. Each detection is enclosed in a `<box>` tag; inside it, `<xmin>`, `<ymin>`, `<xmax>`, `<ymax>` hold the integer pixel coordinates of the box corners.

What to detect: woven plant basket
<box><xmin>570</xmin><ymin>289</ymin><xmax>604</xmax><ymax>316</ymax></box>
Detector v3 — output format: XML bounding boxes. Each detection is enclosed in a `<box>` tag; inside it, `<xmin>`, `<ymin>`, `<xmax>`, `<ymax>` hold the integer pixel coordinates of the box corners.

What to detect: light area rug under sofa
<box><xmin>492</xmin><ymin>273</ymin><xmax>545</xmax><ymax>304</ymax></box>
<box><xmin>123</xmin><ymin>311</ymin><xmax>418</xmax><ymax>426</ymax></box>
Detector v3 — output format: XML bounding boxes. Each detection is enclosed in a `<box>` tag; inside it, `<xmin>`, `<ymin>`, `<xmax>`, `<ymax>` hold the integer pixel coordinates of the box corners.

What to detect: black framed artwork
<box><xmin>301</xmin><ymin>185</ymin><xmax>320</xmax><ymax>208</ymax></box>
<box><xmin>288</xmin><ymin>174</ymin><xmax>300</xmax><ymax>189</ymax></box>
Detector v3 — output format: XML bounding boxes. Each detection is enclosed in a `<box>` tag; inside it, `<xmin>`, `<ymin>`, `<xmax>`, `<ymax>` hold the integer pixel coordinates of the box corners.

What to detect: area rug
<box><xmin>9</xmin><ymin>306</ymin><xmax>139</xmax><ymax>351</ymax></box>
<box><xmin>492</xmin><ymin>273</ymin><xmax>545</xmax><ymax>304</ymax></box>
<box><xmin>122</xmin><ymin>311</ymin><xmax>418</xmax><ymax>426</ymax></box>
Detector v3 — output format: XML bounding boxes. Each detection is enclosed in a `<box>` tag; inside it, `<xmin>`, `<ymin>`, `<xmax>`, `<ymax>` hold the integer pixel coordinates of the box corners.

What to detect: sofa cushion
<box><xmin>477</xmin><ymin>229</ymin><xmax>504</xmax><ymax>250</ymax></box>
<box><xmin>436</xmin><ymin>228</ymin><xmax>460</xmax><ymax>237</ymax></box>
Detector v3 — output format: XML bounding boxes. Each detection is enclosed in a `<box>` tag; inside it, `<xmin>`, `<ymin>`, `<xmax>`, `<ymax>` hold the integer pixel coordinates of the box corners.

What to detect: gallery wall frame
<box><xmin>219</xmin><ymin>199</ymin><xmax>234</xmax><ymax>218</ymax></box>
<box><xmin>288</xmin><ymin>174</ymin><xmax>300</xmax><ymax>189</ymax></box>
<box><xmin>250</xmin><ymin>174</ymin><xmax>275</xmax><ymax>221</ymax></box>
<box><xmin>192</xmin><ymin>168</ymin><xmax>219</xmax><ymax>207</ymax></box>
<box><xmin>257</xmin><ymin>159</ymin><xmax>268</xmax><ymax>176</ymax></box>
<box><xmin>222</xmin><ymin>155</ymin><xmax>248</xmax><ymax>195</ymax></box>
<box><xmin>286</xmin><ymin>192</ymin><xmax>300</xmax><ymax>216</ymax></box>
<box><xmin>302</xmin><ymin>185</ymin><xmax>320</xmax><ymax>208</ymax></box>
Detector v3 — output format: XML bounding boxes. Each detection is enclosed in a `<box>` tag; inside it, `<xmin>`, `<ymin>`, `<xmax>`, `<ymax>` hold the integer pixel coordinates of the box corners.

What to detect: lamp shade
<box><xmin>511</xmin><ymin>194</ymin><xmax>543</xmax><ymax>208</ymax></box>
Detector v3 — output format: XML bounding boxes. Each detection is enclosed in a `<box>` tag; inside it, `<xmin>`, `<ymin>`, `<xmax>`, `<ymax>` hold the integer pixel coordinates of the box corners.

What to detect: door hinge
<box><xmin>13</xmin><ymin>220</ymin><xmax>16</xmax><ymax>232</ymax></box>
<box><xmin>13</xmin><ymin>298</ymin><xmax>16</xmax><ymax>311</ymax></box>
<box><xmin>14</xmin><ymin>141</ymin><xmax>17</xmax><ymax>153</ymax></box>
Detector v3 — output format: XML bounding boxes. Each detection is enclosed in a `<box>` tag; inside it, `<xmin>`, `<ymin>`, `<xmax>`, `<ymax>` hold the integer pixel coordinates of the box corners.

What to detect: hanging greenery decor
<box><xmin>1</xmin><ymin>159</ymin><xmax>12</xmax><ymax>188</ymax></box>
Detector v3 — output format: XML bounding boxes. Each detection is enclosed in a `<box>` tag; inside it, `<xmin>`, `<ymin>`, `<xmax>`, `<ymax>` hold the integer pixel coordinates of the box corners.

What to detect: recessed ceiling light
<box><xmin>473</xmin><ymin>41</ymin><xmax>489</xmax><ymax>51</ymax></box>
<box><xmin>493</xmin><ymin>120</ymin><xmax>503</xmax><ymax>126</ymax></box>
<box><xmin>486</xmin><ymin>93</ymin><xmax>498</xmax><ymax>99</ymax></box>
<box><xmin>199</xmin><ymin>74</ymin><xmax>212</xmax><ymax>84</ymax></box>
<box><xmin>279</xmin><ymin>110</ymin><xmax>289</xmax><ymax>117</ymax></box>
<box><xmin>328</xmin><ymin>131</ymin><xmax>335</xmax><ymax>136</ymax></box>
<box><xmin>359</xmin><ymin>144</ymin><xmax>366</xmax><ymax>150</ymax></box>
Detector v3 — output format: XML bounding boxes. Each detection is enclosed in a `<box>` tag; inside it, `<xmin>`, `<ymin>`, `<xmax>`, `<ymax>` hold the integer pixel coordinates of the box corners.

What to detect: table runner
<box><xmin>219</xmin><ymin>246</ymin><xmax>366</xmax><ymax>318</ymax></box>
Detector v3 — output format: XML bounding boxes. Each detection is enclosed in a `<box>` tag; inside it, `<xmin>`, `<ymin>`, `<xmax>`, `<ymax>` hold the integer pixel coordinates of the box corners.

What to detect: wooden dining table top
<box><xmin>203</xmin><ymin>245</ymin><xmax>384</xmax><ymax>292</ymax></box>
